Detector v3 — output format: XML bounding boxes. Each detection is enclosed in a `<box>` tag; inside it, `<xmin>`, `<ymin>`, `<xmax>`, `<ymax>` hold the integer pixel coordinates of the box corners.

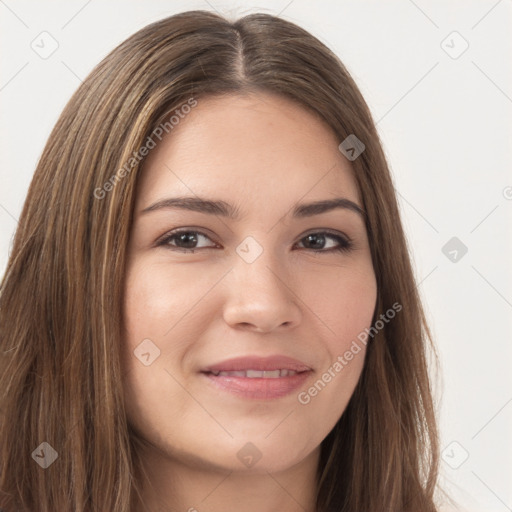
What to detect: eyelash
<box><xmin>155</xmin><ymin>229</ymin><xmax>353</xmax><ymax>254</ymax></box>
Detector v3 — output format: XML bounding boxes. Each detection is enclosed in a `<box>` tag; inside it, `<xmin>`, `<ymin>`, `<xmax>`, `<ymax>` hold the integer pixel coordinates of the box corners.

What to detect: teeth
<box><xmin>210</xmin><ymin>369</ymin><xmax>299</xmax><ymax>378</ymax></box>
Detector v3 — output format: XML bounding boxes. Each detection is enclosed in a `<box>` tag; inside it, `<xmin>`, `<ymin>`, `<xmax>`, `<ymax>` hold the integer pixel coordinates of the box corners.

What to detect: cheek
<box><xmin>123</xmin><ymin>261</ymin><xmax>170</xmax><ymax>338</ymax></box>
<box><xmin>123</xmin><ymin>259</ymin><xmax>208</xmax><ymax>342</ymax></box>
<box><xmin>121</xmin><ymin>259</ymin><xmax>220</xmax><ymax>397</ymax></box>
<box><xmin>121</xmin><ymin>260</ymin><xmax>199</xmax><ymax>436</ymax></box>
<box><xmin>293</xmin><ymin>272</ymin><xmax>375</xmax><ymax>438</ymax></box>
<box><xmin>298</xmin><ymin>260</ymin><xmax>377</xmax><ymax>349</ymax></box>
<box><xmin>294</xmin><ymin>262</ymin><xmax>376</xmax><ymax>404</ymax></box>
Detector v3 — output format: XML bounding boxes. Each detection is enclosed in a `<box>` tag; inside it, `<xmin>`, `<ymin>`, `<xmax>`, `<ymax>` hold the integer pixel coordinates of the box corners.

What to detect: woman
<box><xmin>0</xmin><ymin>10</ymin><xmax>440</xmax><ymax>512</ymax></box>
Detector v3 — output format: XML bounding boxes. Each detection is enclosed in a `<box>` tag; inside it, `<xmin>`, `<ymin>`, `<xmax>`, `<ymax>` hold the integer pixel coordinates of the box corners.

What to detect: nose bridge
<box><xmin>234</xmin><ymin>234</ymin><xmax>288</xmax><ymax>291</ymax></box>
<box><xmin>222</xmin><ymin>234</ymin><xmax>301</xmax><ymax>331</ymax></box>
<box><xmin>235</xmin><ymin>229</ymin><xmax>290</xmax><ymax>276</ymax></box>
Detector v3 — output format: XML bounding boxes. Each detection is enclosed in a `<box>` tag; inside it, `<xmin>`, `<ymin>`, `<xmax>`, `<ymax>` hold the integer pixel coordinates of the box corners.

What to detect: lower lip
<box><xmin>201</xmin><ymin>371</ymin><xmax>312</xmax><ymax>400</ymax></box>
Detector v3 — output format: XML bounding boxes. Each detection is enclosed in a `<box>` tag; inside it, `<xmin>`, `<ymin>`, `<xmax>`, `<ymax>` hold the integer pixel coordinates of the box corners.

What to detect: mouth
<box><xmin>207</xmin><ymin>369</ymin><xmax>303</xmax><ymax>378</ymax></box>
<box><xmin>200</xmin><ymin>367</ymin><xmax>312</xmax><ymax>400</ymax></box>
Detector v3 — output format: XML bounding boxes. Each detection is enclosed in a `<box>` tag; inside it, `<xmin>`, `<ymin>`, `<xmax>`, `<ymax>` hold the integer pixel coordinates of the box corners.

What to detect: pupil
<box><xmin>306</xmin><ymin>234</ymin><xmax>324</xmax><ymax>249</ymax></box>
<box><xmin>179</xmin><ymin>232</ymin><xmax>197</xmax><ymax>248</ymax></box>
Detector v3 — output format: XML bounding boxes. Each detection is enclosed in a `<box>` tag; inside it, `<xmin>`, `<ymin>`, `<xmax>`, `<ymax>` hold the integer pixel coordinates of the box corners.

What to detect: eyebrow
<box><xmin>140</xmin><ymin>196</ymin><xmax>366</xmax><ymax>220</ymax></box>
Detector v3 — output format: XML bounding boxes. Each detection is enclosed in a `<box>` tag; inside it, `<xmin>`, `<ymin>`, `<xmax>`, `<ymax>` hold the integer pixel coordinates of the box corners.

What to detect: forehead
<box><xmin>136</xmin><ymin>92</ymin><xmax>361</xmax><ymax>209</ymax></box>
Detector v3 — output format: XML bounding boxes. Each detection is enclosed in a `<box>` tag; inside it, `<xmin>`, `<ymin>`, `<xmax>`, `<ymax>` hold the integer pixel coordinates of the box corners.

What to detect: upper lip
<box><xmin>201</xmin><ymin>355</ymin><xmax>312</xmax><ymax>373</ymax></box>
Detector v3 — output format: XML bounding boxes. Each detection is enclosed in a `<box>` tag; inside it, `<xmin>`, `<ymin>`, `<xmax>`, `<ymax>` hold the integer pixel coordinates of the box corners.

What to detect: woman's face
<box><xmin>122</xmin><ymin>92</ymin><xmax>377</xmax><ymax>475</ymax></box>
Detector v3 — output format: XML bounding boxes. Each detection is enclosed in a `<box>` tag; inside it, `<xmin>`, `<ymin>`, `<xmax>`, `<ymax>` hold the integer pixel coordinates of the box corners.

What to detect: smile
<box><xmin>208</xmin><ymin>369</ymin><xmax>301</xmax><ymax>378</ymax></box>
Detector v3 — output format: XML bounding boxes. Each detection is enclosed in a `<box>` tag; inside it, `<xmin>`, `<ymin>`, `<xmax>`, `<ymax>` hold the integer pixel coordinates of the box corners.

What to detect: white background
<box><xmin>1</xmin><ymin>1</ymin><xmax>511</xmax><ymax>510</ymax></box>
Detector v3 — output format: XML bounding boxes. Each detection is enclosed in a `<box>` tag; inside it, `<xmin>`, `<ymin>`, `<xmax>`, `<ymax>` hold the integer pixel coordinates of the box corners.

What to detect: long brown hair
<box><xmin>0</xmin><ymin>10</ymin><xmax>440</xmax><ymax>511</ymax></box>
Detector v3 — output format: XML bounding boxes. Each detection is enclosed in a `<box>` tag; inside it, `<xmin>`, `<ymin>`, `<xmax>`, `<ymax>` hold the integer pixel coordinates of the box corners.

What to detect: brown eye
<box><xmin>157</xmin><ymin>230</ymin><xmax>217</xmax><ymax>252</ymax></box>
<box><xmin>296</xmin><ymin>232</ymin><xmax>353</xmax><ymax>253</ymax></box>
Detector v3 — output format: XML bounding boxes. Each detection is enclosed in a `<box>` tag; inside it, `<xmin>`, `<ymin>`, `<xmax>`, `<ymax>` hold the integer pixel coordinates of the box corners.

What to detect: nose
<box><xmin>222</xmin><ymin>248</ymin><xmax>302</xmax><ymax>333</ymax></box>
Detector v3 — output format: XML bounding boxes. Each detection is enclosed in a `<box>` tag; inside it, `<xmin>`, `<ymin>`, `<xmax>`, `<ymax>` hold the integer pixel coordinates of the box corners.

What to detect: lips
<box><xmin>200</xmin><ymin>355</ymin><xmax>313</xmax><ymax>400</ymax></box>
<box><xmin>209</xmin><ymin>369</ymin><xmax>300</xmax><ymax>378</ymax></box>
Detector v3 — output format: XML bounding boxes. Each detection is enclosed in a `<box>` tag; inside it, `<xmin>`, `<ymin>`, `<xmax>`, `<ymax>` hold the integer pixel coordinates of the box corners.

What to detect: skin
<box><xmin>122</xmin><ymin>92</ymin><xmax>377</xmax><ymax>512</ymax></box>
